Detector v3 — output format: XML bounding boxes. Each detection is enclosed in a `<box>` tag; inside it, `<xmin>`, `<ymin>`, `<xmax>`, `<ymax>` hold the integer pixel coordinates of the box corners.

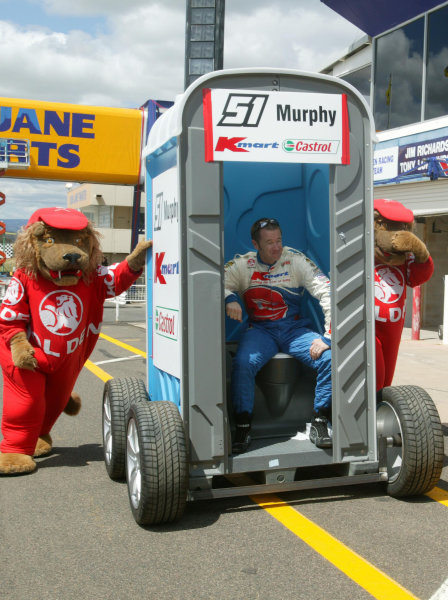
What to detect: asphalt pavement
<box><xmin>394</xmin><ymin>327</ymin><xmax>448</xmax><ymax>424</ymax></box>
<box><xmin>2</xmin><ymin>305</ymin><xmax>448</xmax><ymax>600</ymax></box>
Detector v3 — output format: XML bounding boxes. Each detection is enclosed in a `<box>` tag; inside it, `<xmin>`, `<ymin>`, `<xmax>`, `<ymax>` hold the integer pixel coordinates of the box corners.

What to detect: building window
<box><xmin>373</xmin><ymin>17</ymin><xmax>424</xmax><ymax>130</ymax></box>
<box><xmin>82</xmin><ymin>210</ymin><xmax>96</xmax><ymax>225</ymax></box>
<box><xmin>341</xmin><ymin>65</ymin><xmax>371</xmax><ymax>105</ymax></box>
<box><xmin>98</xmin><ymin>206</ymin><xmax>112</xmax><ymax>228</ymax></box>
<box><xmin>425</xmin><ymin>4</ymin><xmax>448</xmax><ymax>120</ymax></box>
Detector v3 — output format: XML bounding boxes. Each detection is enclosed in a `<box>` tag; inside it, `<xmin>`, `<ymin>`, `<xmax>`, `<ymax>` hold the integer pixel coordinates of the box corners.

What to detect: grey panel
<box><xmin>180</xmin><ymin>125</ymin><xmax>227</xmax><ymax>464</ymax></box>
<box><xmin>176</xmin><ymin>70</ymin><xmax>376</xmax><ymax>471</ymax></box>
<box><xmin>331</xmin><ymin>101</ymin><xmax>376</xmax><ymax>463</ymax></box>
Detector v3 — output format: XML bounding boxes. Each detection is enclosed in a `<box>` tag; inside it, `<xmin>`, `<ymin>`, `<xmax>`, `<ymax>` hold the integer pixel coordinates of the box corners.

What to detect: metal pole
<box><xmin>184</xmin><ymin>0</ymin><xmax>225</xmax><ymax>91</ymax></box>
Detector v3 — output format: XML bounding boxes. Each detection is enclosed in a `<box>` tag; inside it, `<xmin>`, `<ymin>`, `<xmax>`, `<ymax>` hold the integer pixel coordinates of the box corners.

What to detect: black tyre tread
<box><xmin>102</xmin><ymin>377</ymin><xmax>147</xmax><ymax>480</ymax></box>
<box><xmin>127</xmin><ymin>401</ymin><xmax>188</xmax><ymax>525</ymax></box>
<box><xmin>382</xmin><ymin>385</ymin><xmax>444</xmax><ymax>497</ymax></box>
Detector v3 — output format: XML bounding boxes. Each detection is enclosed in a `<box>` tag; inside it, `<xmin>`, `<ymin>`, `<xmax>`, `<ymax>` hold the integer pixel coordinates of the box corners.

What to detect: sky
<box><xmin>0</xmin><ymin>0</ymin><xmax>363</xmax><ymax>220</ymax></box>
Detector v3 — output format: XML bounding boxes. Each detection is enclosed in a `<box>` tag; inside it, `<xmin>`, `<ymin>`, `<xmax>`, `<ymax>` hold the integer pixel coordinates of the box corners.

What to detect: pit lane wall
<box><xmin>0</xmin><ymin>98</ymin><xmax>144</xmax><ymax>184</ymax></box>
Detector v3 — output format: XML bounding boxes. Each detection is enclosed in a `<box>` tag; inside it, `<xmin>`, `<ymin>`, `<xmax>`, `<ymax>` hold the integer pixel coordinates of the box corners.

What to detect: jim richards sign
<box><xmin>203</xmin><ymin>88</ymin><xmax>350</xmax><ymax>164</ymax></box>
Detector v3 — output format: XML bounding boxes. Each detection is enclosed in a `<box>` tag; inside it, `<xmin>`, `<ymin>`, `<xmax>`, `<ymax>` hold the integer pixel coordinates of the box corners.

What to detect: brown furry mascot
<box><xmin>374</xmin><ymin>198</ymin><xmax>433</xmax><ymax>392</ymax></box>
<box><xmin>0</xmin><ymin>207</ymin><xmax>151</xmax><ymax>474</ymax></box>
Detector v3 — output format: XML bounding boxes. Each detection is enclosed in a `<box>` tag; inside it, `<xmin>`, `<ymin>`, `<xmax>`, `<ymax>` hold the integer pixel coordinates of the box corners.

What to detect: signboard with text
<box><xmin>373</xmin><ymin>146</ymin><xmax>399</xmax><ymax>181</ymax></box>
<box><xmin>203</xmin><ymin>88</ymin><xmax>350</xmax><ymax>164</ymax></box>
<box><xmin>152</xmin><ymin>165</ymin><xmax>181</xmax><ymax>378</ymax></box>
<box><xmin>374</xmin><ymin>128</ymin><xmax>448</xmax><ymax>183</ymax></box>
<box><xmin>0</xmin><ymin>97</ymin><xmax>143</xmax><ymax>184</ymax></box>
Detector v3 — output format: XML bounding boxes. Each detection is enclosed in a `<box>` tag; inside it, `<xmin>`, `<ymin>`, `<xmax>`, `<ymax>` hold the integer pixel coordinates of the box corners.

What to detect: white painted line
<box><xmin>94</xmin><ymin>355</ymin><xmax>144</xmax><ymax>366</ymax></box>
<box><xmin>430</xmin><ymin>578</ymin><xmax>448</xmax><ymax>600</ymax></box>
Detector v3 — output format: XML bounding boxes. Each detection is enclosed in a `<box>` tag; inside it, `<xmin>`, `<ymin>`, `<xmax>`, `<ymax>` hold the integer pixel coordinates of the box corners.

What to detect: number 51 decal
<box><xmin>217</xmin><ymin>93</ymin><xmax>268</xmax><ymax>127</ymax></box>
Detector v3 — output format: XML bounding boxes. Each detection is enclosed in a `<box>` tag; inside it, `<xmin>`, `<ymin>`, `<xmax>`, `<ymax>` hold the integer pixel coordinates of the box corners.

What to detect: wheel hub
<box><xmin>126</xmin><ymin>418</ymin><xmax>142</xmax><ymax>509</ymax></box>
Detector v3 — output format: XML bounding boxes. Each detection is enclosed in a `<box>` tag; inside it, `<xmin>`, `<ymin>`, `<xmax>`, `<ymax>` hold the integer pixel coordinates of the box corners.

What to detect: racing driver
<box><xmin>225</xmin><ymin>218</ymin><xmax>332</xmax><ymax>453</ymax></box>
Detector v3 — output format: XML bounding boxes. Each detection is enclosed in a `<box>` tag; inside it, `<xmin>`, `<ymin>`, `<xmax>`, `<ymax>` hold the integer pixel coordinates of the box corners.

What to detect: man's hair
<box><xmin>251</xmin><ymin>218</ymin><xmax>281</xmax><ymax>243</ymax></box>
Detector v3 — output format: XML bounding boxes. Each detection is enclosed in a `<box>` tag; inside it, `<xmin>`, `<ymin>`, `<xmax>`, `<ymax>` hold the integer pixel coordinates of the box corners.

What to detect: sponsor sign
<box><xmin>152</xmin><ymin>165</ymin><xmax>181</xmax><ymax>378</ymax></box>
<box><xmin>203</xmin><ymin>88</ymin><xmax>350</xmax><ymax>164</ymax></box>
<box><xmin>398</xmin><ymin>134</ymin><xmax>448</xmax><ymax>177</ymax></box>
<box><xmin>0</xmin><ymin>98</ymin><xmax>143</xmax><ymax>184</ymax></box>
<box><xmin>155</xmin><ymin>306</ymin><xmax>179</xmax><ymax>340</ymax></box>
<box><xmin>373</xmin><ymin>146</ymin><xmax>399</xmax><ymax>181</ymax></box>
<box><xmin>374</xmin><ymin>128</ymin><xmax>448</xmax><ymax>183</ymax></box>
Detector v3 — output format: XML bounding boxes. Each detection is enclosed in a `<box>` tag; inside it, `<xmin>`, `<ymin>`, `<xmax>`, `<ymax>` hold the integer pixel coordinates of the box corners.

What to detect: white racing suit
<box><xmin>224</xmin><ymin>246</ymin><xmax>332</xmax><ymax>418</ymax></box>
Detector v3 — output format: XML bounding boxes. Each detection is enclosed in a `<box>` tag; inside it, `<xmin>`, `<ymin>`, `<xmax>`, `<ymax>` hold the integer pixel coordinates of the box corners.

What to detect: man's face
<box><xmin>253</xmin><ymin>227</ymin><xmax>283</xmax><ymax>264</ymax></box>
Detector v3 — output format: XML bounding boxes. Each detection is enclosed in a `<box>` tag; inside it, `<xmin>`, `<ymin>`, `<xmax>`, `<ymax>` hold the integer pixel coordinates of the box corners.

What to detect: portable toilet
<box><xmin>101</xmin><ymin>68</ymin><xmax>443</xmax><ymax>525</ymax></box>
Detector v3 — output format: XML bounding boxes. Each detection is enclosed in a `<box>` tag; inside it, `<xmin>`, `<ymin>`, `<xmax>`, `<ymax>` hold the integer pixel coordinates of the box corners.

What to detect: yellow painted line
<box><xmin>84</xmin><ymin>332</ymin><xmax>146</xmax><ymax>381</ymax></box>
<box><xmin>84</xmin><ymin>359</ymin><xmax>113</xmax><ymax>383</ymax></box>
<box><xmin>426</xmin><ymin>486</ymin><xmax>448</xmax><ymax>506</ymax></box>
<box><xmin>252</xmin><ymin>494</ymin><xmax>419</xmax><ymax>600</ymax></box>
<box><xmin>99</xmin><ymin>332</ymin><xmax>147</xmax><ymax>358</ymax></box>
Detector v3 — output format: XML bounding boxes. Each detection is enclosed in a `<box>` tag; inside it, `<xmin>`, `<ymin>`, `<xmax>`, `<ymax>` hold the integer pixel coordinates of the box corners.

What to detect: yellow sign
<box><xmin>0</xmin><ymin>98</ymin><xmax>143</xmax><ymax>184</ymax></box>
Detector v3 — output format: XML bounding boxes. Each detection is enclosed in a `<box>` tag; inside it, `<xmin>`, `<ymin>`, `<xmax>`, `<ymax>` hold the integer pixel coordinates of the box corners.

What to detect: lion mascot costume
<box><xmin>0</xmin><ymin>206</ymin><xmax>152</xmax><ymax>474</ymax></box>
<box><xmin>374</xmin><ymin>198</ymin><xmax>433</xmax><ymax>394</ymax></box>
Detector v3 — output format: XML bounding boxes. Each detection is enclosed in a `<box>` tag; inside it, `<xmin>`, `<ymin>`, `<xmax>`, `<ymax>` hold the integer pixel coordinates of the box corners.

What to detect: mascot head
<box><xmin>374</xmin><ymin>198</ymin><xmax>415</xmax><ymax>266</ymax></box>
<box><xmin>14</xmin><ymin>207</ymin><xmax>103</xmax><ymax>286</ymax></box>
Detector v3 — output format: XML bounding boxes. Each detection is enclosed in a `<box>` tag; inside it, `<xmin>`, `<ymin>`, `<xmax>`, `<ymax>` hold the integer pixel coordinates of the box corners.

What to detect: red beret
<box><xmin>27</xmin><ymin>207</ymin><xmax>89</xmax><ymax>230</ymax></box>
<box><xmin>374</xmin><ymin>199</ymin><xmax>414</xmax><ymax>223</ymax></box>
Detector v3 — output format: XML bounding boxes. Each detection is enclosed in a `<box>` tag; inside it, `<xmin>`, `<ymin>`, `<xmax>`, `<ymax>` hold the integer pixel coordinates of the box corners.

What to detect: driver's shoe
<box><xmin>310</xmin><ymin>416</ymin><xmax>332</xmax><ymax>448</ymax></box>
<box><xmin>232</xmin><ymin>423</ymin><xmax>252</xmax><ymax>454</ymax></box>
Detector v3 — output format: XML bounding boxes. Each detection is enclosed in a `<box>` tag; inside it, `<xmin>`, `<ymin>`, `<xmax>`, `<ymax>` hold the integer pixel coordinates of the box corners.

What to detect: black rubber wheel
<box><xmin>126</xmin><ymin>401</ymin><xmax>188</xmax><ymax>525</ymax></box>
<box><xmin>377</xmin><ymin>385</ymin><xmax>444</xmax><ymax>497</ymax></box>
<box><xmin>102</xmin><ymin>377</ymin><xmax>148</xmax><ymax>481</ymax></box>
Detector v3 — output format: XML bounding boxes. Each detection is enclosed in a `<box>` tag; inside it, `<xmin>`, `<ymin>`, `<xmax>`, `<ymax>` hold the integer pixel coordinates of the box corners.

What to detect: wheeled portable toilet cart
<box><xmin>101</xmin><ymin>68</ymin><xmax>444</xmax><ymax>525</ymax></box>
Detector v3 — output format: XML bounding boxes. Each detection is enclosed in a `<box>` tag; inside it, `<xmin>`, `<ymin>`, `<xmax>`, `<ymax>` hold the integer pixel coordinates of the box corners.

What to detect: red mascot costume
<box><xmin>374</xmin><ymin>199</ymin><xmax>433</xmax><ymax>393</ymax></box>
<box><xmin>0</xmin><ymin>207</ymin><xmax>152</xmax><ymax>474</ymax></box>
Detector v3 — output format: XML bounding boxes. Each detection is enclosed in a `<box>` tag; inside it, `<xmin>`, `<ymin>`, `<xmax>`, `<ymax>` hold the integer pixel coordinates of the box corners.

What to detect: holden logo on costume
<box><xmin>39</xmin><ymin>290</ymin><xmax>83</xmax><ymax>335</ymax></box>
<box><xmin>244</xmin><ymin>286</ymin><xmax>288</xmax><ymax>320</ymax></box>
<box><xmin>374</xmin><ymin>266</ymin><xmax>405</xmax><ymax>304</ymax></box>
<box><xmin>2</xmin><ymin>277</ymin><xmax>24</xmax><ymax>305</ymax></box>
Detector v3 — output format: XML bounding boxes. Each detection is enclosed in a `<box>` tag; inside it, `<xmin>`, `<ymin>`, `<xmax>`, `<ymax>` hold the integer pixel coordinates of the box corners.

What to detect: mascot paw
<box><xmin>126</xmin><ymin>239</ymin><xmax>152</xmax><ymax>272</ymax></box>
<box><xmin>392</xmin><ymin>230</ymin><xmax>429</xmax><ymax>263</ymax></box>
<box><xmin>391</xmin><ymin>230</ymin><xmax>418</xmax><ymax>253</ymax></box>
<box><xmin>34</xmin><ymin>434</ymin><xmax>53</xmax><ymax>457</ymax></box>
<box><xmin>64</xmin><ymin>392</ymin><xmax>82</xmax><ymax>416</ymax></box>
<box><xmin>10</xmin><ymin>332</ymin><xmax>37</xmax><ymax>371</ymax></box>
<box><xmin>0</xmin><ymin>452</ymin><xmax>36</xmax><ymax>474</ymax></box>
<box><xmin>14</xmin><ymin>352</ymin><xmax>38</xmax><ymax>371</ymax></box>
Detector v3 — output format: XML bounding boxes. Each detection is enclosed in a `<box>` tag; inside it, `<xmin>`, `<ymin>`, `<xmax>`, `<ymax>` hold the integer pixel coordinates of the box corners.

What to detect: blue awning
<box><xmin>321</xmin><ymin>0</ymin><xmax>444</xmax><ymax>36</ymax></box>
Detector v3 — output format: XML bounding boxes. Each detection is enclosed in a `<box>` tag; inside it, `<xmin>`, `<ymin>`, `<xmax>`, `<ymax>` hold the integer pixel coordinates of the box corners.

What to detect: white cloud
<box><xmin>0</xmin><ymin>178</ymin><xmax>67</xmax><ymax>219</ymax></box>
<box><xmin>0</xmin><ymin>0</ymin><xmax>364</xmax><ymax>218</ymax></box>
<box><xmin>0</xmin><ymin>1</ymin><xmax>363</xmax><ymax>107</ymax></box>
<box><xmin>41</xmin><ymin>0</ymin><xmax>169</xmax><ymax>17</ymax></box>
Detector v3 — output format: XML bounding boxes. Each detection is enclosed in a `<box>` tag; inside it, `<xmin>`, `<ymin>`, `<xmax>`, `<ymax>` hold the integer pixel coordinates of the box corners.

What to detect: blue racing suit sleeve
<box><xmin>225</xmin><ymin>293</ymin><xmax>240</xmax><ymax>305</ymax></box>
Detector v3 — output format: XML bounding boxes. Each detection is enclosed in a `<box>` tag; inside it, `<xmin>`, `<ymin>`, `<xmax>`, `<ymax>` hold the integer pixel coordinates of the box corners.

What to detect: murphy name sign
<box><xmin>203</xmin><ymin>88</ymin><xmax>350</xmax><ymax>164</ymax></box>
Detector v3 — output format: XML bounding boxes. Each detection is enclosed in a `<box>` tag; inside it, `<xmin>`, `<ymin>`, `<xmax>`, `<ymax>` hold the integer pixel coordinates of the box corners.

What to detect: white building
<box><xmin>66</xmin><ymin>183</ymin><xmax>144</xmax><ymax>265</ymax></box>
<box><xmin>322</xmin><ymin>1</ymin><xmax>448</xmax><ymax>329</ymax></box>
